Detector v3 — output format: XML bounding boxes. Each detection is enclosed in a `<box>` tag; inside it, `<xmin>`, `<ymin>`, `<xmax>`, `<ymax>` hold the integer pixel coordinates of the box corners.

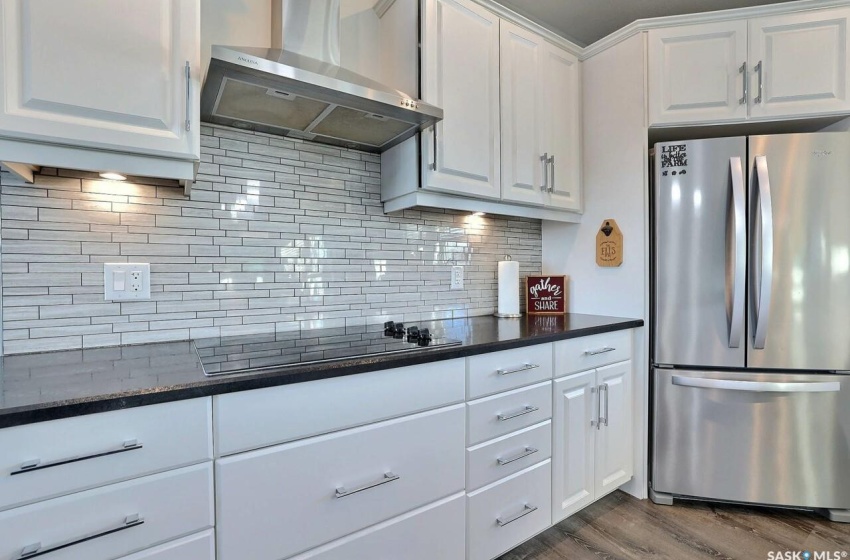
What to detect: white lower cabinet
<box><xmin>215</xmin><ymin>404</ymin><xmax>466</xmax><ymax>560</ymax></box>
<box><xmin>467</xmin><ymin>381</ymin><xmax>553</xmax><ymax>445</ymax></box>
<box><xmin>289</xmin><ymin>493</ymin><xmax>466</xmax><ymax>560</ymax></box>
<box><xmin>552</xmin><ymin>361</ymin><xmax>634</xmax><ymax>523</ymax></box>
<box><xmin>467</xmin><ymin>460</ymin><xmax>552</xmax><ymax>560</ymax></box>
<box><xmin>0</xmin><ymin>463</ymin><xmax>214</xmax><ymax>560</ymax></box>
<box><xmin>466</xmin><ymin>420</ymin><xmax>552</xmax><ymax>491</ymax></box>
<box><xmin>117</xmin><ymin>530</ymin><xmax>214</xmax><ymax>560</ymax></box>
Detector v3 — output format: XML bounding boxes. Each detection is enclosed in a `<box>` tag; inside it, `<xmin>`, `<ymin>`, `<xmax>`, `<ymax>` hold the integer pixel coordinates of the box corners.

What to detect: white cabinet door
<box><xmin>552</xmin><ymin>370</ymin><xmax>595</xmax><ymax>523</ymax></box>
<box><xmin>421</xmin><ymin>0</ymin><xmax>501</xmax><ymax>199</ymax></box>
<box><xmin>648</xmin><ymin>20</ymin><xmax>748</xmax><ymax>125</ymax></box>
<box><xmin>541</xmin><ymin>41</ymin><xmax>581</xmax><ymax>212</ymax></box>
<box><xmin>749</xmin><ymin>8</ymin><xmax>850</xmax><ymax>119</ymax></box>
<box><xmin>499</xmin><ymin>20</ymin><xmax>546</xmax><ymax>206</ymax></box>
<box><xmin>594</xmin><ymin>361</ymin><xmax>633</xmax><ymax>498</ymax></box>
<box><xmin>0</xmin><ymin>0</ymin><xmax>200</xmax><ymax>160</ymax></box>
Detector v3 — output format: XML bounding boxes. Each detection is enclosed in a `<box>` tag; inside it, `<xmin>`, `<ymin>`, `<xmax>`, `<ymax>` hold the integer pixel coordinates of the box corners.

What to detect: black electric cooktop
<box><xmin>195</xmin><ymin>321</ymin><xmax>462</xmax><ymax>377</ymax></box>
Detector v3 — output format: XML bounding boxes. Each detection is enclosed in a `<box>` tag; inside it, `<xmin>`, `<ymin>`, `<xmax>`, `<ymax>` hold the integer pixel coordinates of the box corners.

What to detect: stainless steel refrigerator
<box><xmin>651</xmin><ymin>132</ymin><xmax>850</xmax><ymax>522</ymax></box>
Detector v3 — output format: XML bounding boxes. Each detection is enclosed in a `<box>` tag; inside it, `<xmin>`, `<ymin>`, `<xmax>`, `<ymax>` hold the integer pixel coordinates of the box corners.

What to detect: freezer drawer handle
<box><xmin>672</xmin><ymin>375</ymin><xmax>840</xmax><ymax>393</ymax></box>
<box><xmin>18</xmin><ymin>514</ymin><xmax>144</xmax><ymax>559</ymax></box>
<box><xmin>585</xmin><ymin>347</ymin><xmax>615</xmax><ymax>356</ymax></box>
<box><xmin>497</xmin><ymin>405</ymin><xmax>539</xmax><ymax>422</ymax></box>
<box><xmin>497</xmin><ymin>447</ymin><xmax>539</xmax><ymax>466</ymax></box>
<box><xmin>11</xmin><ymin>439</ymin><xmax>143</xmax><ymax>476</ymax></box>
<box><xmin>335</xmin><ymin>472</ymin><xmax>399</xmax><ymax>498</ymax></box>
<box><xmin>497</xmin><ymin>504</ymin><xmax>537</xmax><ymax>527</ymax></box>
<box><xmin>497</xmin><ymin>363</ymin><xmax>540</xmax><ymax>376</ymax></box>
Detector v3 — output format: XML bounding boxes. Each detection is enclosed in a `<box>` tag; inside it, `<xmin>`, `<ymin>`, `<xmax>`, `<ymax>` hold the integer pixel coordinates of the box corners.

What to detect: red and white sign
<box><xmin>526</xmin><ymin>275</ymin><xmax>567</xmax><ymax>315</ymax></box>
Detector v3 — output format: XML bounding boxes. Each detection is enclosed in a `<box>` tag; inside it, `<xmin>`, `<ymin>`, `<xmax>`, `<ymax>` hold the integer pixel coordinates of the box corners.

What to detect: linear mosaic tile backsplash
<box><xmin>0</xmin><ymin>124</ymin><xmax>542</xmax><ymax>354</ymax></box>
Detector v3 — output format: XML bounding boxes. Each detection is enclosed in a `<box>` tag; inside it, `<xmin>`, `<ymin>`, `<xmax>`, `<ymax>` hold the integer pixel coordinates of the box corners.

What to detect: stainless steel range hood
<box><xmin>201</xmin><ymin>0</ymin><xmax>441</xmax><ymax>154</ymax></box>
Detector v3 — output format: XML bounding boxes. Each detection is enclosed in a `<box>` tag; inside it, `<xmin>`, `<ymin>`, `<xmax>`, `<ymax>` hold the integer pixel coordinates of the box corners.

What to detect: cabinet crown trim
<box><xmin>470</xmin><ymin>0</ymin><xmax>584</xmax><ymax>56</ymax></box>
<box><xmin>581</xmin><ymin>0</ymin><xmax>850</xmax><ymax>60</ymax></box>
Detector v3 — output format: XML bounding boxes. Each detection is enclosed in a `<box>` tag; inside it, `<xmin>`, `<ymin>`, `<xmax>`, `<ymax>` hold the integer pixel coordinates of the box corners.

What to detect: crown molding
<box><xmin>471</xmin><ymin>0</ymin><xmax>584</xmax><ymax>56</ymax></box>
<box><xmin>373</xmin><ymin>0</ymin><xmax>398</xmax><ymax>19</ymax></box>
<box><xmin>580</xmin><ymin>0</ymin><xmax>850</xmax><ymax>60</ymax></box>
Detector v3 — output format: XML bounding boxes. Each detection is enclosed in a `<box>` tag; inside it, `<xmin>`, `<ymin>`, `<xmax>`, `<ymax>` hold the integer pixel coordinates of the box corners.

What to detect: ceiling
<box><xmin>491</xmin><ymin>0</ymin><xmax>800</xmax><ymax>46</ymax></box>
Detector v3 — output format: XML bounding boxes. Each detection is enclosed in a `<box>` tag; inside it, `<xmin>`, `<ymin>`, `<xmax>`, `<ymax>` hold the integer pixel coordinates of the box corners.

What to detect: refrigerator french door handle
<box><xmin>672</xmin><ymin>375</ymin><xmax>840</xmax><ymax>393</ymax></box>
<box><xmin>728</xmin><ymin>156</ymin><xmax>746</xmax><ymax>348</ymax></box>
<box><xmin>752</xmin><ymin>156</ymin><xmax>774</xmax><ymax>350</ymax></box>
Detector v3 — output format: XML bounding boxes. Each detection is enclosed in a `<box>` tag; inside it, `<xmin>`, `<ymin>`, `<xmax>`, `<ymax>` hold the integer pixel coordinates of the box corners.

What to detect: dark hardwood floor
<box><xmin>498</xmin><ymin>491</ymin><xmax>850</xmax><ymax>560</ymax></box>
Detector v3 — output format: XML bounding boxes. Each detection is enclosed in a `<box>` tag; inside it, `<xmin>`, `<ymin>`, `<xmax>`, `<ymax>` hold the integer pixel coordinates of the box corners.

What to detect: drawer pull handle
<box><xmin>335</xmin><ymin>472</ymin><xmax>399</xmax><ymax>499</ymax></box>
<box><xmin>497</xmin><ymin>406</ymin><xmax>539</xmax><ymax>422</ymax></box>
<box><xmin>11</xmin><ymin>439</ymin><xmax>143</xmax><ymax>476</ymax></box>
<box><xmin>497</xmin><ymin>363</ymin><xmax>540</xmax><ymax>376</ymax></box>
<box><xmin>585</xmin><ymin>347</ymin><xmax>615</xmax><ymax>356</ymax></box>
<box><xmin>18</xmin><ymin>514</ymin><xmax>144</xmax><ymax>559</ymax></box>
<box><xmin>497</xmin><ymin>447</ymin><xmax>539</xmax><ymax>466</ymax></box>
<box><xmin>497</xmin><ymin>504</ymin><xmax>537</xmax><ymax>527</ymax></box>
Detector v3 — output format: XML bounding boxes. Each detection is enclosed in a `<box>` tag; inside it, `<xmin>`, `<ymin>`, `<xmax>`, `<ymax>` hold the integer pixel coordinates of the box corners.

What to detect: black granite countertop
<box><xmin>0</xmin><ymin>313</ymin><xmax>642</xmax><ymax>428</ymax></box>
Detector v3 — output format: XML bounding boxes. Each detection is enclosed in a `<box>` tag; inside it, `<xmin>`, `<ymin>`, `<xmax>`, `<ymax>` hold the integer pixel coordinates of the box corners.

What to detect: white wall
<box><xmin>201</xmin><ymin>0</ymin><xmax>385</xmax><ymax>82</ymax></box>
<box><xmin>541</xmin><ymin>32</ymin><xmax>650</xmax><ymax>499</ymax></box>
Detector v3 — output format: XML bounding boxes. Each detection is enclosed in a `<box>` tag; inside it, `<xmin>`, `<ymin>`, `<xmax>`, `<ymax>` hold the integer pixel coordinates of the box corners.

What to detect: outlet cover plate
<box><xmin>104</xmin><ymin>263</ymin><xmax>151</xmax><ymax>301</ymax></box>
<box><xmin>451</xmin><ymin>265</ymin><xmax>464</xmax><ymax>290</ymax></box>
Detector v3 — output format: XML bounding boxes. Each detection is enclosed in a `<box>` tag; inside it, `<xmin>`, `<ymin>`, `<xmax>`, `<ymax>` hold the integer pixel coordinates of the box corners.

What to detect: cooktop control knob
<box><xmin>383</xmin><ymin>321</ymin><xmax>395</xmax><ymax>335</ymax></box>
<box><xmin>394</xmin><ymin>323</ymin><xmax>405</xmax><ymax>338</ymax></box>
<box><xmin>418</xmin><ymin>328</ymin><xmax>432</xmax><ymax>346</ymax></box>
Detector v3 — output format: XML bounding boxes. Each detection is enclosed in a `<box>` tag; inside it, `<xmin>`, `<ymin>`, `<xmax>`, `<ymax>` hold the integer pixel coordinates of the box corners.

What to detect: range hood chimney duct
<box><xmin>272</xmin><ymin>0</ymin><xmax>340</xmax><ymax>66</ymax></box>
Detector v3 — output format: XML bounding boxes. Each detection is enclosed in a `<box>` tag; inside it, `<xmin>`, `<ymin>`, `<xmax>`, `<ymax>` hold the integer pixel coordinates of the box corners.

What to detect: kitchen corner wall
<box><xmin>0</xmin><ymin>124</ymin><xmax>541</xmax><ymax>355</ymax></box>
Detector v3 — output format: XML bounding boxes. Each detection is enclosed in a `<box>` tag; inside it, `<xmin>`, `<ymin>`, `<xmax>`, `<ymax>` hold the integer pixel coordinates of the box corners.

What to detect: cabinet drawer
<box><xmin>0</xmin><ymin>463</ymin><xmax>214</xmax><ymax>560</ymax></box>
<box><xmin>467</xmin><ymin>420</ymin><xmax>551</xmax><ymax>491</ymax></box>
<box><xmin>467</xmin><ymin>381</ymin><xmax>552</xmax><ymax>445</ymax></box>
<box><xmin>0</xmin><ymin>398</ymin><xmax>212</xmax><ymax>511</ymax></box>
<box><xmin>214</xmin><ymin>359</ymin><xmax>465</xmax><ymax>456</ymax></box>
<box><xmin>467</xmin><ymin>460</ymin><xmax>552</xmax><ymax>560</ymax></box>
<box><xmin>289</xmin><ymin>493</ymin><xmax>465</xmax><ymax>560</ymax></box>
<box><xmin>216</xmin><ymin>404</ymin><xmax>465</xmax><ymax>560</ymax></box>
<box><xmin>117</xmin><ymin>530</ymin><xmax>214</xmax><ymax>560</ymax></box>
<box><xmin>468</xmin><ymin>344</ymin><xmax>553</xmax><ymax>399</ymax></box>
<box><xmin>554</xmin><ymin>330</ymin><xmax>632</xmax><ymax>376</ymax></box>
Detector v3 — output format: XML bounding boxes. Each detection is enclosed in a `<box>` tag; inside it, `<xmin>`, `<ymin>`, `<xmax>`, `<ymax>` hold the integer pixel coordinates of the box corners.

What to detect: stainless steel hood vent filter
<box><xmin>201</xmin><ymin>0</ymin><xmax>442</xmax><ymax>154</ymax></box>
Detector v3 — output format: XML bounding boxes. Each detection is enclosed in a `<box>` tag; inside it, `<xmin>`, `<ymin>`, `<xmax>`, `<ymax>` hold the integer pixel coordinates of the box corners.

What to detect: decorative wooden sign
<box><xmin>596</xmin><ymin>219</ymin><xmax>623</xmax><ymax>267</ymax></box>
<box><xmin>526</xmin><ymin>275</ymin><xmax>568</xmax><ymax>315</ymax></box>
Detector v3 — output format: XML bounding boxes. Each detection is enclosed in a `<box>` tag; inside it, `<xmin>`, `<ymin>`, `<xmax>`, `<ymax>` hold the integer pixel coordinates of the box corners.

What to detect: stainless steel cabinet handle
<box><xmin>738</xmin><ymin>62</ymin><xmax>747</xmax><ymax>105</ymax></box>
<box><xmin>497</xmin><ymin>405</ymin><xmax>539</xmax><ymax>422</ymax></box>
<box><xmin>751</xmin><ymin>156</ymin><xmax>774</xmax><ymax>349</ymax></box>
<box><xmin>497</xmin><ymin>363</ymin><xmax>539</xmax><ymax>376</ymax></box>
<box><xmin>598</xmin><ymin>384</ymin><xmax>609</xmax><ymax>429</ymax></box>
<box><xmin>540</xmin><ymin>153</ymin><xmax>549</xmax><ymax>191</ymax></box>
<box><xmin>672</xmin><ymin>375</ymin><xmax>840</xmax><ymax>393</ymax></box>
<box><xmin>591</xmin><ymin>386</ymin><xmax>598</xmax><ymax>427</ymax></box>
<box><xmin>18</xmin><ymin>514</ymin><xmax>144</xmax><ymax>559</ymax></box>
<box><xmin>430</xmin><ymin>125</ymin><xmax>437</xmax><ymax>171</ymax></box>
<box><xmin>548</xmin><ymin>155</ymin><xmax>555</xmax><ymax>193</ymax></box>
<box><xmin>497</xmin><ymin>447</ymin><xmax>538</xmax><ymax>466</ymax></box>
<box><xmin>497</xmin><ymin>504</ymin><xmax>537</xmax><ymax>527</ymax></box>
<box><xmin>727</xmin><ymin>156</ymin><xmax>746</xmax><ymax>349</ymax></box>
<box><xmin>335</xmin><ymin>472</ymin><xmax>399</xmax><ymax>498</ymax></box>
<box><xmin>11</xmin><ymin>439</ymin><xmax>143</xmax><ymax>476</ymax></box>
<box><xmin>184</xmin><ymin>61</ymin><xmax>191</xmax><ymax>132</ymax></box>
<box><xmin>754</xmin><ymin>60</ymin><xmax>763</xmax><ymax>104</ymax></box>
<box><xmin>585</xmin><ymin>347</ymin><xmax>615</xmax><ymax>356</ymax></box>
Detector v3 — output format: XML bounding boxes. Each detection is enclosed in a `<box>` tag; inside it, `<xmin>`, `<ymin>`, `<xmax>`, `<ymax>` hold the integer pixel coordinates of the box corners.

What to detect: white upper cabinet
<box><xmin>500</xmin><ymin>21</ymin><xmax>547</xmax><ymax>206</ymax></box>
<box><xmin>0</xmin><ymin>0</ymin><xmax>200</xmax><ymax>179</ymax></box>
<box><xmin>542</xmin><ymin>42</ymin><xmax>581</xmax><ymax>212</ymax></box>
<box><xmin>500</xmin><ymin>21</ymin><xmax>581</xmax><ymax>211</ymax></box>
<box><xmin>422</xmin><ymin>0</ymin><xmax>501</xmax><ymax>200</ymax></box>
<box><xmin>649</xmin><ymin>8</ymin><xmax>850</xmax><ymax>126</ymax></box>
<box><xmin>749</xmin><ymin>7</ymin><xmax>850</xmax><ymax>119</ymax></box>
<box><xmin>648</xmin><ymin>20</ymin><xmax>749</xmax><ymax>125</ymax></box>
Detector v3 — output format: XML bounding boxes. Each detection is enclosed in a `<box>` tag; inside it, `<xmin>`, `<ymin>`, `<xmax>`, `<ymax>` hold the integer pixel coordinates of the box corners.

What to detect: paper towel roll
<box><xmin>497</xmin><ymin>260</ymin><xmax>520</xmax><ymax>316</ymax></box>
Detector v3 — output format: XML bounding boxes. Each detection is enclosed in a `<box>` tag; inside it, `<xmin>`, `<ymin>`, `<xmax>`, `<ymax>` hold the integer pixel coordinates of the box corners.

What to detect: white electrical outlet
<box><xmin>104</xmin><ymin>263</ymin><xmax>151</xmax><ymax>301</ymax></box>
<box><xmin>451</xmin><ymin>265</ymin><xmax>464</xmax><ymax>290</ymax></box>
